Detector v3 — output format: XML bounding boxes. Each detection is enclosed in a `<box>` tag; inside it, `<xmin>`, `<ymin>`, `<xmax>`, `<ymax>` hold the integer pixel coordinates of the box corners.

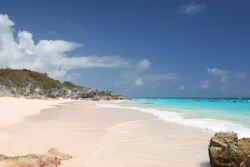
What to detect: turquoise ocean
<box><xmin>97</xmin><ymin>98</ymin><xmax>250</xmax><ymax>138</ymax></box>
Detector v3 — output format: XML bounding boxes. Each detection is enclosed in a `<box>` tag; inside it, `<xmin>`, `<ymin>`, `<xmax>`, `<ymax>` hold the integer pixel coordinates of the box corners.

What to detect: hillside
<box><xmin>0</xmin><ymin>68</ymin><xmax>123</xmax><ymax>100</ymax></box>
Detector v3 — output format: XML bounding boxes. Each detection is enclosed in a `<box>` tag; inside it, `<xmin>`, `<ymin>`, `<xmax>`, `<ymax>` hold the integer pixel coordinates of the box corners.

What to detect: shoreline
<box><xmin>0</xmin><ymin>97</ymin><xmax>215</xmax><ymax>166</ymax></box>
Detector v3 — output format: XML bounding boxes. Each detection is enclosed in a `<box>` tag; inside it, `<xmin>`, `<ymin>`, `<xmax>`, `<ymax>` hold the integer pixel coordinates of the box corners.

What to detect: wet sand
<box><xmin>0</xmin><ymin>99</ymin><xmax>214</xmax><ymax>167</ymax></box>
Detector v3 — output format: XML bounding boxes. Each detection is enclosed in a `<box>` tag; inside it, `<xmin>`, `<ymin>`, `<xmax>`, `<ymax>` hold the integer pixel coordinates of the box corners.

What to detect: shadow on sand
<box><xmin>200</xmin><ymin>161</ymin><xmax>210</xmax><ymax>167</ymax></box>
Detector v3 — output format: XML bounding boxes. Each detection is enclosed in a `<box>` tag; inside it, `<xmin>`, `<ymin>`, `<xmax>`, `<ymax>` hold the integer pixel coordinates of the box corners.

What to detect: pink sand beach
<box><xmin>0</xmin><ymin>97</ymin><xmax>214</xmax><ymax>167</ymax></box>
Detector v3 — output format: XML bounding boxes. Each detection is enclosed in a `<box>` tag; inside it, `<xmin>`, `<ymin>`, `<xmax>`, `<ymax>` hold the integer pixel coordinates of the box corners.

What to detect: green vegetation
<box><xmin>0</xmin><ymin>68</ymin><xmax>83</xmax><ymax>91</ymax></box>
<box><xmin>10</xmin><ymin>84</ymin><xmax>16</xmax><ymax>88</ymax></box>
<box><xmin>63</xmin><ymin>81</ymin><xmax>83</xmax><ymax>90</ymax></box>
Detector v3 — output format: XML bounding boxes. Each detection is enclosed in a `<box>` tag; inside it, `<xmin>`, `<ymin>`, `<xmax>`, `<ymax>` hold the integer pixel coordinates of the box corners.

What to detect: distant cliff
<box><xmin>0</xmin><ymin>68</ymin><xmax>124</xmax><ymax>100</ymax></box>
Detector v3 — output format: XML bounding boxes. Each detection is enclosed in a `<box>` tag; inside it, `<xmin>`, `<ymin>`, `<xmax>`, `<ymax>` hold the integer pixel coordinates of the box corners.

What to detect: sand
<box><xmin>0</xmin><ymin>97</ymin><xmax>77</xmax><ymax>127</ymax></box>
<box><xmin>0</xmin><ymin>98</ymin><xmax>215</xmax><ymax>167</ymax></box>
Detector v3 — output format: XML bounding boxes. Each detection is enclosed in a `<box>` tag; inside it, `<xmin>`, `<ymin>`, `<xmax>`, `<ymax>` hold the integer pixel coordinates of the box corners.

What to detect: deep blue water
<box><xmin>99</xmin><ymin>98</ymin><xmax>250</xmax><ymax>138</ymax></box>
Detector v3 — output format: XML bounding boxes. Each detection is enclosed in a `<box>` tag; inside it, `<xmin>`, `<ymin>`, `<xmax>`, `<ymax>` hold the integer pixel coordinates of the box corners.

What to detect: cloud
<box><xmin>136</xmin><ymin>59</ymin><xmax>151</xmax><ymax>71</ymax></box>
<box><xmin>48</xmin><ymin>31</ymin><xmax>56</xmax><ymax>35</ymax></box>
<box><xmin>179</xmin><ymin>85</ymin><xmax>185</xmax><ymax>90</ymax></box>
<box><xmin>0</xmin><ymin>14</ymin><xmax>136</xmax><ymax>81</ymax></box>
<box><xmin>191</xmin><ymin>85</ymin><xmax>198</xmax><ymax>90</ymax></box>
<box><xmin>207</xmin><ymin>68</ymin><xmax>228</xmax><ymax>83</ymax></box>
<box><xmin>116</xmin><ymin>58</ymin><xmax>176</xmax><ymax>87</ymax></box>
<box><xmin>207</xmin><ymin>68</ymin><xmax>225</xmax><ymax>76</ymax></box>
<box><xmin>135</xmin><ymin>78</ymin><xmax>143</xmax><ymax>86</ymax></box>
<box><xmin>192</xmin><ymin>80</ymin><xmax>209</xmax><ymax>90</ymax></box>
<box><xmin>200</xmin><ymin>80</ymin><xmax>209</xmax><ymax>89</ymax></box>
<box><xmin>144</xmin><ymin>73</ymin><xmax>183</xmax><ymax>82</ymax></box>
<box><xmin>234</xmin><ymin>71</ymin><xmax>248</xmax><ymax>79</ymax></box>
<box><xmin>179</xmin><ymin>2</ymin><xmax>206</xmax><ymax>15</ymax></box>
<box><xmin>118</xmin><ymin>71</ymin><xmax>184</xmax><ymax>88</ymax></box>
<box><xmin>54</xmin><ymin>55</ymin><xmax>132</xmax><ymax>70</ymax></box>
<box><xmin>0</xmin><ymin>14</ymin><xmax>14</xmax><ymax>28</ymax></box>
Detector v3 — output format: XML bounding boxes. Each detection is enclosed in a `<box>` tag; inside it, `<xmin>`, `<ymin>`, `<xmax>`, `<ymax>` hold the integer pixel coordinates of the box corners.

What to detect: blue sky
<box><xmin>0</xmin><ymin>0</ymin><xmax>250</xmax><ymax>98</ymax></box>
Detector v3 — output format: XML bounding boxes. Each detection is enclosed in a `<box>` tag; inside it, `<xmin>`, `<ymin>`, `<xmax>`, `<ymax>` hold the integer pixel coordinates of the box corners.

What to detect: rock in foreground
<box><xmin>208</xmin><ymin>132</ymin><xmax>250</xmax><ymax>167</ymax></box>
<box><xmin>0</xmin><ymin>148</ymin><xmax>72</xmax><ymax>167</ymax></box>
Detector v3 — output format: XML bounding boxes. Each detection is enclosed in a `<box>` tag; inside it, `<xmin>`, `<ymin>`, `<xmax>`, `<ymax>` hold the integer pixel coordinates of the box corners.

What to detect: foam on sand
<box><xmin>97</xmin><ymin>102</ymin><xmax>250</xmax><ymax>138</ymax></box>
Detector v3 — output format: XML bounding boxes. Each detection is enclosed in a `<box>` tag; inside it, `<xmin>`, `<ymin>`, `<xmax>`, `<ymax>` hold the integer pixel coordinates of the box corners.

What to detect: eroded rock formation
<box><xmin>0</xmin><ymin>69</ymin><xmax>124</xmax><ymax>100</ymax></box>
<box><xmin>0</xmin><ymin>148</ymin><xmax>72</xmax><ymax>167</ymax></box>
<box><xmin>208</xmin><ymin>132</ymin><xmax>250</xmax><ymax>167</ymax></box>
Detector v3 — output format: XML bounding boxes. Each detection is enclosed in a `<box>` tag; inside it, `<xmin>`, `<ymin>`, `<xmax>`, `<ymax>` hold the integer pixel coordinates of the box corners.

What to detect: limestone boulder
<box><xmin>33</xmin><ymin>87</ymin><xmax>43</xmax><ymax>94</ymax></box>
<box><xmin>62</xmin><ymin>89</ymin><xmax>71</xmax><ymax>99</ymax></box>
<box><xmin>209</xmin><ymin>132</ymin><xmax>250</xmax><ymax>167</ymax></box>
<box><xmin>21</xmin><ymin>86</ymin><xmax>31</xmax><ymax>96</ymax></box>
<box><xmin>92</xmin><ymin>96</ymin><xmax>101</xmax><ymax>101</ymax></box>
<box><xmin>0</xmin><ymin>148</ymin><xmax>72</xmax><ymax>167</ymax></box>
<box><xmin>48</xmin><ymin>148</ymin><xmax>72</xmax><ymax>160</ymax></box>
<box><xmin>0</xmin><ymin>85</ymin><xmax>13</xmax><ymax>97</ymax></box>
<box><xmin>48</xmin><ymin>91</ymin><xmax>60</xmax><ymax>98</ymax></box>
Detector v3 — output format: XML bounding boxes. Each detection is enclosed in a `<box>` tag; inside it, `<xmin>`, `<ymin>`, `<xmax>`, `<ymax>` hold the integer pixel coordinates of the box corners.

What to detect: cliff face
<box><xmin>0</xmin><ymin>68</ymin><xmax>124</xmax><ymax>100</ymax></box>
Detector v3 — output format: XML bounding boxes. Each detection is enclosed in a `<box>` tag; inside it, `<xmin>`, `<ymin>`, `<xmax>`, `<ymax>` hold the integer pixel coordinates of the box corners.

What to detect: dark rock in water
<box><xmin>232</xmin><ymin>101</ymin><xmax>248</xmax><ymax>103</ymax></box>
<box><xmin>0</xmin><ymin>148</ymin><xmax>72</xmax><ymax>167</ymax></box>
<box><xmin>209</xmin><ymin>100</ymin><xmax>226</xmax><ymax>102</ymax></box>
<box><xmin>188</xmin><ymin>100</ymin><xmax>202</xmax><ymax>102</ymax></box>
<box><xmin>208</xmin><ymin>132</ymin><xmax>250</xmax><ymax>167</ymax></box>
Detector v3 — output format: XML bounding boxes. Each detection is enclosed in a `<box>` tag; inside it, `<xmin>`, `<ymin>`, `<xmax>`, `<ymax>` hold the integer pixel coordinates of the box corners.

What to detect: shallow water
<box><xmin>97</xmin><ymin>98</ymin><xmax>250</xmax><ymax>138</ymax></box>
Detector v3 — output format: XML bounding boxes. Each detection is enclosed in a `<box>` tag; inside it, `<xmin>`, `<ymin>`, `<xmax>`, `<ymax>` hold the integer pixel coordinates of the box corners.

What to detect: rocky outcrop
<box><xmin>0</xmin><ymin>68</ymin><xmax>124</xmax><ymax>100</ymax></box>
<box><xmin>208</xmin><ymin>132</ymin><xmax>250</xmax><ymax>167</ymax></box>
<box><xmin>0</xmin><ymin>85</ymin><xmax>13</xmax><ymax>97</ymax></box>
<box><xmin>47</xmin><ymin>148</ymin><xmax>72</xmax><ymax>161</ymax></box>
<box><xmin>0</xmin><ymin>148</ymin><xmax>72</xmax><ymax>167</ymax></box>
<box><xmin>0</xmin><ymin>84</ymin><xmax>124</xmax><ymax>100</ymax></box>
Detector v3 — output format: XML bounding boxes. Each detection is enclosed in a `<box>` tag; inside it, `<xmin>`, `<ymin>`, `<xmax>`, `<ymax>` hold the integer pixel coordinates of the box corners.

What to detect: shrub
<box><xmin>63</xmin><ymin>81</ymin><xmax>83</xmax><ymax>90</ymax></box>
<box><xmin>2</xmin><ymin>77</ymin><xmax>11</xmax><ymax>87</ymax></box>
<box><xmin>10</xmin><ymin>84</ymin><xmax>16</xmax><ymax>88</ymax></box>
<box><xmin>30</xmin><ymin>85</ymin><xmax>34</xmax><ymax>92</ymax></box>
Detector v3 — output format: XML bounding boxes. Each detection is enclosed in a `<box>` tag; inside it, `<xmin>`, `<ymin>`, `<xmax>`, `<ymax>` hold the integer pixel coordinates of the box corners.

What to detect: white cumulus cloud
<box><xmin>180</xmin><ymin>2</ymin><xmax>206</xmax><ymax>15</ymax></box>
<box><xmin>136</xmin><ymin>59</ymin><xmax>151</xmax><ymax>71</ymax></box>
<box><xmin>207</xmin><ymin>68</ymin><xmax>228</xmax><ymax>84</ymax></box>
<box><xmin>0</xmin><ymin>14</ymin><xmax>136</xmax><ymax>81</ymax></box>
<box><xmin>135</xmin><ymin>78</ymin><xmax>143</xmax><ymax>86</ymax></box>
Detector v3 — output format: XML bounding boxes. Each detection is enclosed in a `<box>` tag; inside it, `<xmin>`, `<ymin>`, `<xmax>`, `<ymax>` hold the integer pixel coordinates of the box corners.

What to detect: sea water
<box><xmin>97</xmin><ymin>98</ymin><xmax>250</xmax><ymax>138</ymax></box>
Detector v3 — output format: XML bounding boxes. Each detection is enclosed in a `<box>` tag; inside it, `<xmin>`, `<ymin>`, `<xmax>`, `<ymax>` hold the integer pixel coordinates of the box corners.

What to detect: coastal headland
<box><xmin>0</xmin><ymin>68</ymin><xmax>124</xmax><ymax>100</ymax></box>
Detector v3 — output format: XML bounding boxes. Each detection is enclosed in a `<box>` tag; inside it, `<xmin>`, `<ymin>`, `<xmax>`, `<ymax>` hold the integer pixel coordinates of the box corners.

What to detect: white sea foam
<box><xmin>96</xmin><ymin>102</ymin><xmax>250</xmax><ymax>138</ymax></box>
<box><xmin>96</xmin><ymin>103</ymin><xmax>129</xmax><ymax>109</ymax></box>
